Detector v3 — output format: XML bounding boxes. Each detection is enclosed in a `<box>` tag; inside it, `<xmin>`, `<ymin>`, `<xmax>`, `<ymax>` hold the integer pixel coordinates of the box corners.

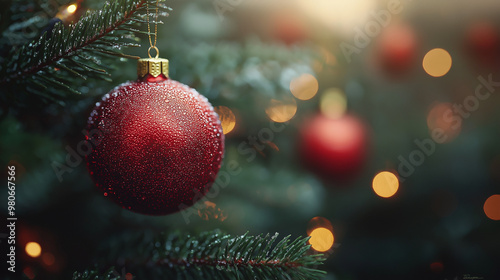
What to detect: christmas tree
<box><xmin>1</xmin><ymin>0</ymin><xmax>500</xmax><ymax>279</ymax></box>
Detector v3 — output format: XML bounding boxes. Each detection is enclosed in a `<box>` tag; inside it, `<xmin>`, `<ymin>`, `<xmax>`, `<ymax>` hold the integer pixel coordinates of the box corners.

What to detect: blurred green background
<box><xmin>1</xmin><ymin>0</ymin><xmax>500</xmax><ymax>279</ymax></box>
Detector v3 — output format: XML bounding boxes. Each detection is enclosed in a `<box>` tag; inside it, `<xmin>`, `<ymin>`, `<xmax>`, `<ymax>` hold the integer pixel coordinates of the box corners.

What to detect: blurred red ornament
<box><xmin>272</xmin><ymin>13</ymin><xmax>307</xmax><ymax>45</ymax></box>
<box><xmin>465</xmin><ymin>22</ymin><xmax>500</xmax><ymax>69</ymax></box>
<box><xmin>85</xmin><ymin>68</ymin><xmax>224</xmax><ymax>215</ymax></box>
<box><xmin>376</xmin><ymin>23</ymin><xmax>417</xmax><ymax>77</ymax></box>
<box><xmin>299</xmin><ymin>114</ymin><xmax>368</xmax><ymax>181</ymax></box>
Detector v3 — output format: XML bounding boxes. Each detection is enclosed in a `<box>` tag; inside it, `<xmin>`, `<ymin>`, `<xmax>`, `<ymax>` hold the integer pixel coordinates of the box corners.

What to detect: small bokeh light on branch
<box><xmin>483</xmin><ymin>194</ymin><xmax>500</xmax><ymax>220</ymax></box>
<box><xmin>423</xmin><ymin>48</ymin><xmax>452</xmax><ymax>77</ymax></box>
<box><xmin>56</xmin><ymin>2</ymin><xmax>80</xmax><ymax>23</ymax></box>
<box><xmin>320</xmin><ymin>88</ymin><xmax>347</xmax><ymax>119</ymax></box>
<box><xmin>309</xmin><ymin>227</ymin><xmax>334</xmax><ymax>252</ymax></box>
<box><xmin>290</xmin><ymin>74</ymin><xmax>319</xmax><ymax>100</ymax></box>
<box><xmin>372</xmin><ymin>171</ymin><xmax>399</xmax><ymax>198</ymax></box>
<box><xmin>266</xmin><ymin>98</ymin><xmax>297</xmax><ymax>123</ymax></box>
<box><xmin>214</xmin><ymin>106</ymin><xmax>236</xmax><ymax>134</ymax></box>
<box><xmin>25</xmin><ymin>242</ymin><xmax>42</xmax><ymax>258</ymax></box>
<box><xmin>67</xmin><ymin>4</ymin><xmax>78</xmax><ymax>14</ymax></box>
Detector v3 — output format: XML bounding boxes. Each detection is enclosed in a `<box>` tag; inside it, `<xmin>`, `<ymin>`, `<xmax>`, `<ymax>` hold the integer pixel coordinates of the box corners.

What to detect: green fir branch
<box><xmin>0</xmin><ymin>0</ymin><xmax>169</xmax><ymax>101</ymax></box>
<box><xmin>72</xmin><ymin>267</ymin><xmax>121</xmax><ymax>280</ymax></box>
<box><xmin>76</xmin><ymin>230</ymin><xmax>326</xmax><ymax>280</ymax></box>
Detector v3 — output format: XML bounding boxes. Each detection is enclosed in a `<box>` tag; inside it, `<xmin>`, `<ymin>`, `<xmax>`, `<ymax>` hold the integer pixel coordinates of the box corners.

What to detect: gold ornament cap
<box><xmin>137</xmin><ymin>47</ymin><xmax>169</xmax><ymax>78</ymax></box>
<box><xmin>137</xmin><ymin>57</ymin><xmax>169</xmax><ymax>78</ymax></box>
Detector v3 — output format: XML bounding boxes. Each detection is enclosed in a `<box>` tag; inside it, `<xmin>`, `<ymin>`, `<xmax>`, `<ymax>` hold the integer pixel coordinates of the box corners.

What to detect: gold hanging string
<box><xmin>146</xmin><ymin>0</ymin><xmax>160</xmax><ymax>58</ymax></box>
<box><xmin>138</xmin><ymin>0</ymin><xmax>168</xmax><ymax>78</ymax></box>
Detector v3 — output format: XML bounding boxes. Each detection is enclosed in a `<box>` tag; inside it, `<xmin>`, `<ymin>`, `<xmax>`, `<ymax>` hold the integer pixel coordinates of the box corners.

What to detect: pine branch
<box><xmin>72</xmin><ymin>267</ymin><xmax>121</xmax><ymax>280</ymax></box>
<box><xmin>0</xmin><ymin>0</ymin><xmax>169</xmax><ymax>102</ymax></box>
<box><xmin>75</xmin><ymin>230</ymin><xmax>326</xmax><ymax>280</ymax></box>
<box><xmin>166</xmin><ymin>39</ymin><xmax>317</xmax><ymax>100</ymax></box>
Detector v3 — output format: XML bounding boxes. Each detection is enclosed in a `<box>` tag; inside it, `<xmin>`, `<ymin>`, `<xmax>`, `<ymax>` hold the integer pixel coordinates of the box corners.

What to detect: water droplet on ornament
<box><xmin>104</xmin><ymin>192</ymin><xmax>108</xmax><ymax>196</ymax></box>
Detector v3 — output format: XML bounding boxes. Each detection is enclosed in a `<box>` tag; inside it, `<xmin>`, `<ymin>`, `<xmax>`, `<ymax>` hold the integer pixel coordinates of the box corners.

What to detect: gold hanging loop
<box><xmin>148</xmin><ymin>46</ymin><xmax>159</xmax><ymax>59</ymax></box>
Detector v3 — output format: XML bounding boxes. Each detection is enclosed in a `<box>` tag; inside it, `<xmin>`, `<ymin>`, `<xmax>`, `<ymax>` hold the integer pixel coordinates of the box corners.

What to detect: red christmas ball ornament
<box><xmin>376</xmin><ymin>23</ymin><xmax>418</xmax><ymax>77</ymax></box>
<box><xmin>85</xmin><ymin>57</ymin><xmax>224</xmax><ymax>215</ymax></box>
<box><xmin>299</xmin><ymin>114</ymin><xmax>368</xmax><ymax>182</ymax></box>
<box><xmin>465</xmin><ymin>22</ymin><xmax>500</xmax><ymax>69</ymax></box>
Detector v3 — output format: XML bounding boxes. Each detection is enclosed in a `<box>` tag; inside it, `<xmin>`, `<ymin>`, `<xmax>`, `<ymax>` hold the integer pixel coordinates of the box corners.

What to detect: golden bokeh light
<box><xmin>372</xmin><ymin>171</ymin><xmax>399</xmax><ymax>198</ymax></box>
<box><xmin>214</xmin><ymin>106</ymin><xmax>236</xmax><ymax>134</ymax></box>
<box><xmin>25</xmin><ymin>242</ymin><xmax>42</xmax><ymax>258</ymax></box>
<box><xmin>423</xmin><ymin>48</ymin><xmax>452</xmax><ymax>77</ymax></box>
<box><xmin>67</xmin><ymin>4</ymin><xmax>77</xmax><ymax>14</ymax></box>
<box><xmin>427</xmin><ymin>102</ymin><xmax>461</xmax><ymax>143</ymax></box>
<box><xmin>309</xmin><ymin>227</ymin><xmax>334</xmax><ymax>252</ymax></box>
<box><xmin>265</xmin><ymin>98</ymin><xmax>297</xmax><ymax>123</ymax></box>
<box><xmin>320</xmin><ymin>88</ymin><xmax>347</xmax><ymax>119</ymax></box>
<box><xmin>198</xmin><ymin>201</ymin><xmax>227</xmax><ymax>222</ymax></box>
<box><xmin>483</xmin><ymin>194</ymin><xmax>500</xmax><ymax>220</ymax></box>
<box><xmin>290</xmin><ymin>74</ymin><xmax>319</xmax><ymax>100</ymax></box>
